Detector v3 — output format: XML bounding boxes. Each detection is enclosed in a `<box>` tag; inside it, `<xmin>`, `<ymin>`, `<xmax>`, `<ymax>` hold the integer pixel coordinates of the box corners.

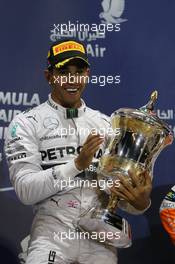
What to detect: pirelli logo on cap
<box><xmin>53</xmin><ymin>41</ymin><xmax>85</xmax><ymax>56</ymax></box>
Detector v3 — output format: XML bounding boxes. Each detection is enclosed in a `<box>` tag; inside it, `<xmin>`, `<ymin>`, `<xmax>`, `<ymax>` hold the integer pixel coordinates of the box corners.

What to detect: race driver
<box><xmin>160</xmin><ymin>186</ymin><xmax>175</xmax><ymax>245</ymax></box>
<box><xmin>5</xmin><ymin>39</ymin><xmax>152</xmax><ymax>264</ymax></box>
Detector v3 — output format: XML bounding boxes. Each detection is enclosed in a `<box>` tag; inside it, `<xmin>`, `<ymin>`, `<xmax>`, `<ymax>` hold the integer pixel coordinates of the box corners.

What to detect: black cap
<box><xmin>47</xmin><ymin>39</ymin><xmax>90</xmax><ymax>70</ymax></box>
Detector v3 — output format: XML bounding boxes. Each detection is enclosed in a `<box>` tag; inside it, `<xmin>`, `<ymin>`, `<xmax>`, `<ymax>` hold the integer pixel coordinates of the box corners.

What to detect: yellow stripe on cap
<box><xmin>55</xmin><ymin>56</ymin><xmax>89</xmax><ymax>69</ymax></box>
<box><xmin>53</xmin><ymin>41</ymin><xmax>85</xmax><ymax>56</ymax></box>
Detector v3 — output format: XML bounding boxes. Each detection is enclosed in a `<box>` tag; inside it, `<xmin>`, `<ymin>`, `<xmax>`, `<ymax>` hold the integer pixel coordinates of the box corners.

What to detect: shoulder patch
<box><xmin>165</xmin><ymin>189</ymin><xmax>175</xmax><ymax>202</ymax></box>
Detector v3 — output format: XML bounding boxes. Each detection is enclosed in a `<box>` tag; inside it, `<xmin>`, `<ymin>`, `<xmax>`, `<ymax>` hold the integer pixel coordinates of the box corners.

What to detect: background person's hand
<box><xmin>75</xmin><ymin>132</ymin><xmax>104</xmax><ymax>171</ymax></box>
<box><xmin>110</xmin><ymin>170</ymin><xmax>152</xmax><ymax>211</ymax></box>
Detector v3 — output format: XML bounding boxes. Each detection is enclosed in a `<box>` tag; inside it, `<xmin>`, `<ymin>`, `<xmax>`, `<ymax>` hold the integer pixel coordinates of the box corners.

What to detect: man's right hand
<box><xmin>75</xmin><ymin>133</ymin><xmax>104</xmax><ymax>171</ymax></box>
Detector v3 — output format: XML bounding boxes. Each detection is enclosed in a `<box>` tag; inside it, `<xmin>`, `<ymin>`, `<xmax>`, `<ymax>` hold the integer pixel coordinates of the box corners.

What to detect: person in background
<box><xmin>160</xmin><ymin>186</ymin><xmax>175</xmax><ymax>245</ymax></box>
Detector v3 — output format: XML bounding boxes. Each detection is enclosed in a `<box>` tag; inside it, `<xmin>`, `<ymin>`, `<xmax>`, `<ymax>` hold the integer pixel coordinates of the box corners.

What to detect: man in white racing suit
<box><xmin>5</xmin><ymin>39</ymin><xmax>152</xmax><ymax>264</ymax></box>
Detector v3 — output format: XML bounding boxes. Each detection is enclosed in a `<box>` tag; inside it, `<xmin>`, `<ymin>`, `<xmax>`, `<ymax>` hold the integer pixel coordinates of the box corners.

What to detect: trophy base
<box><xmin>73</xmin><ymin>209</ymin><xmax>132</xmax><ymax>248</ymax></box>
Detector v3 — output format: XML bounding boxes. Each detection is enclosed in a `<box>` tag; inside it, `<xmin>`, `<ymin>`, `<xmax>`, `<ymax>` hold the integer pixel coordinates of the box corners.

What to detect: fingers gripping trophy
<box><xmin>75</xmin><ymin>91</ymin><xmax>173</xmax><ymax>248</ymax></box>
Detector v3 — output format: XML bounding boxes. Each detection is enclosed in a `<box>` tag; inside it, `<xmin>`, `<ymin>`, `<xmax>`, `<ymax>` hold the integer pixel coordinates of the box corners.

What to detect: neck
<box><xmin>51</xmin><ymin>93</ymin><xmax>82</xmax><ymax>108</ymax></box>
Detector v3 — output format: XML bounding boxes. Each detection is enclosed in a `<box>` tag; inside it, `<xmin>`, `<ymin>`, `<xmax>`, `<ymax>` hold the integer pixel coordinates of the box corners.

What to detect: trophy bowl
<box><xmin>75</xmin><ymin>91</ymin><xmax>174</xmax><ymax>248</ymax></box>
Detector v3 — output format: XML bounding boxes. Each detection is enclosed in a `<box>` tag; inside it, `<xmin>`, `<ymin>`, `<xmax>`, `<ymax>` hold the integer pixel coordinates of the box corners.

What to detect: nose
<box><xmin>67</xmin><ymin>73</ymin><xmax>80</xmax><ymax>85</ymax></box>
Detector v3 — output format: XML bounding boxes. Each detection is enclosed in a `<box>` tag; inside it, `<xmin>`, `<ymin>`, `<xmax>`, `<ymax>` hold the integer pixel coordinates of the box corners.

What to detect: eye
<box><xmin>76</xmin><ymin>69</ymin><xmax>85</xmax><ymax>74</ymax></box>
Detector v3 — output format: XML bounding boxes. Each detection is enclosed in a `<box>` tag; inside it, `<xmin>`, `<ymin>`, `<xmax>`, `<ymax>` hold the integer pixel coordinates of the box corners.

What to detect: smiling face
<box><xmin>45</xmin><ymin>59</ymin><xmax>90</xmax><ymax>108</ymax></box>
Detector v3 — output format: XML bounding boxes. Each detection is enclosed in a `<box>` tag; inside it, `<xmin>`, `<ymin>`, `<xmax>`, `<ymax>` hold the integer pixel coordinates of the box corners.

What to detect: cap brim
<box><xmin>55</xmin><ymin>56</ymin><xmax>90</xmax><ymax>69</ymax></box>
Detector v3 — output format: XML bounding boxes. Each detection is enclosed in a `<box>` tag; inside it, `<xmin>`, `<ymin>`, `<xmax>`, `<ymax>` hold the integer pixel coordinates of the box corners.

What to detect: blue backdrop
<box><xmin>0</xmin><ymin>0</ymin><xmax>175</xmax><ymax>263</ymax></box>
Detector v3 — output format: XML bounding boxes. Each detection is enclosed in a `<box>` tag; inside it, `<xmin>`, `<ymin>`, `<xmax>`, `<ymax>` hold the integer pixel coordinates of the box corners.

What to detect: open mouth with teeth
<box><xmin>65</xmin><ymin>88</ymin><xmax>79</xmax><ymax>94</ymax></box>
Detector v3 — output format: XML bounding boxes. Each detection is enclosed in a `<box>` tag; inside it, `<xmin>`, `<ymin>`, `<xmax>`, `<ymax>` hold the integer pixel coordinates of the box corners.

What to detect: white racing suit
<box><xmin>5</xmin><ymin>95</ymin><xmax>147</xmax><ymax>264</ymax></box>
<box><xmin>160</xmin><ymin>186</ymin><xmax>175</xmax><ymax>245</ymax></box>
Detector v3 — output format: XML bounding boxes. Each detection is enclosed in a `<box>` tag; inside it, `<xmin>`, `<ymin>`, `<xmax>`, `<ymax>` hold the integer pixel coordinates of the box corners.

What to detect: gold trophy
<box><xmin>75</xmin><ymin>91</ymin><xmax>173</xmax><ymax>248</ymax></box>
